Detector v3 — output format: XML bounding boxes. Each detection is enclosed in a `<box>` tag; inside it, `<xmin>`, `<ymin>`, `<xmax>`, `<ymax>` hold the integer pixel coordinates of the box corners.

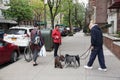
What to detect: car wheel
<box><xmin>11</xmin><ymin>51</ymin><xmax>18</xmax><ymax>62</ymax></box>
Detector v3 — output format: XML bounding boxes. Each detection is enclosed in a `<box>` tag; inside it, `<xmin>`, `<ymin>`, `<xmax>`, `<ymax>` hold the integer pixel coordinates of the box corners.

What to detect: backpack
<box><xmin>32</xmin><ymin>30</ymin><xmax>41</xmax><ymax>45</ymax></box>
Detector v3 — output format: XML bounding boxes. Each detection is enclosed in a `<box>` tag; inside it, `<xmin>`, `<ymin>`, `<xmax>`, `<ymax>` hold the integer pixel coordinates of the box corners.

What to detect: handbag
<box><xmin>38</xmin><ymin>45</ymin><xmax>46</xmax><ymax>57</ymax></box>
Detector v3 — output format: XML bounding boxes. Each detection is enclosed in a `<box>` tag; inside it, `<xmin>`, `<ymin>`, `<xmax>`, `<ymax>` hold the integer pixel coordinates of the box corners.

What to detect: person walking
<box><xmin>84</xmin><ymin>20</ymin><xmax>107</xmax><ymax>71</ymax></box>
<box><xmin>52</xmin><ymin>25</ymin><xmax>62</xmax><ymax>57</ymax></box>
<box><xmin>30</xmin><ymin>24</ymin><xmax>44</xmax><ymax>66</ymax></box>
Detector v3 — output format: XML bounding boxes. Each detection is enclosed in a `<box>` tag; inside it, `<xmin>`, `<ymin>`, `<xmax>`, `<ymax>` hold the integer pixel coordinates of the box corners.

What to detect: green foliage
<box><xmin>47</xmin><ymin>0</ymin><xmax>62</xmax><ymax>28</ymax></box>
<box><xmin>101</xmin><ymin>23</ymin><xmax>112</xmax><ymax>29</ymax></box>
<box><xmin>62</xmin><ymin>1</ymin><xmax>85</xmax><ymax>27</ymax></box>
<box><xmin>30</xmin><ymin>0</ymin><xmax>44</xmax><ymax>17</ymax></box>
<box><xmin>2</xmin><ymin>0</ymin><xmax>33</xmax><ymax>24</ymax></box>
<box><xmin>117</xmin><ymin>31</ymin><xmax>120</xmax><ymax>37</ymax></box>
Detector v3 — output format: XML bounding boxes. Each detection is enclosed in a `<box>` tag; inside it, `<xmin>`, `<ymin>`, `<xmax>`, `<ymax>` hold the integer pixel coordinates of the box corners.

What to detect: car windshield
<box><xmin>6</xmin><ymin>29</ymin><xmax>26</xmax><ymax>35</ymax></box>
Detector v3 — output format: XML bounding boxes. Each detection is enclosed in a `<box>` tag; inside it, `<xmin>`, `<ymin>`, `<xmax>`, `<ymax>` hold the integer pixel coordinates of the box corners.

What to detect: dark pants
<box><xmin>54</xmin><ymin>43</ymin><xmax>60</xmax><ymax>57</ymax></box>
<box><xmin>87</xmin><ymin>47</ymin><xmax>106</xmax><ymax>69</ymax></box>
<box><xmin>33</xmin><ymin>49</ymin><xmax>39</xmax><ymax>63</ymax></box>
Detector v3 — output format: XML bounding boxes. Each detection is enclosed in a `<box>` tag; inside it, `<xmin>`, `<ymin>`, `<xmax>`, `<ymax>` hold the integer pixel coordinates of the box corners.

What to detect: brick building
<box><xmin>88</xmin><ymin>0</ymin><xmax>120</xmax><ymax>33</ymax></box>
<box><xmin>88</xmin><ymin>0</ymin><xmax>108</xmax><ymax>25</ymax></box>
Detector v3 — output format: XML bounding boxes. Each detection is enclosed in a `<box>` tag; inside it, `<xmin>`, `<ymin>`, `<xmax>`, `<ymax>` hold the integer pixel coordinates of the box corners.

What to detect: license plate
<box><xmin>11</xmin><ymin>37</ymin><xmax>17</xmax><ymax>41</ymax></box>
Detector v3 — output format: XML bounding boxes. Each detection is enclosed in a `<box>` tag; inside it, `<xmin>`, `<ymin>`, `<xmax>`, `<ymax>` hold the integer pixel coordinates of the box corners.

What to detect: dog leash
<box><xmin>79</xmin><ymin>45</ymin><xmax>91</xmax><ymax>60</ymax></box>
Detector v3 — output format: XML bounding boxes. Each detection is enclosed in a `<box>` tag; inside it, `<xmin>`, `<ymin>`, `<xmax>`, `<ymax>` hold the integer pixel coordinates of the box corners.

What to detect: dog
<box><xmin>65</xmin><ymin>54</ymin><xmax>80</xmax><ymax>68</ymax></box>
<box><xmin>54</xmin><ymin>55</ymin><xmax>65</xmax><ymax>69</ymax></box>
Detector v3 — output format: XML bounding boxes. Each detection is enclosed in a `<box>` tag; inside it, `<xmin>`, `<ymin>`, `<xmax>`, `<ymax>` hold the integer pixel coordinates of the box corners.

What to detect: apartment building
<box><xmin>88</xmin><ymin>0</ymin><xmax>120</xmax><ymax>33</ymax></box>
<box><xmin>0</xmin><ymin>0</ymin><xmax>17</xmax><ymax>30</ymax></box>
<box><xmin>88</xmin><ymin>0</ymin><xmax>108</xmax><ymax>25</ymax></box>
<box><xmin>108</xmin><ymin>0</ymin><xmax>120</xmax><ymax>34</ymax></box>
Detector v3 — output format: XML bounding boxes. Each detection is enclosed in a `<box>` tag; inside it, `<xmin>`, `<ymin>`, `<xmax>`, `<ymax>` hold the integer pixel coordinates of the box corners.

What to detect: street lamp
<box><xmin>44</xmin><ymin>0</ymin><xmax>47</xmax><ymax>28</ymax></box>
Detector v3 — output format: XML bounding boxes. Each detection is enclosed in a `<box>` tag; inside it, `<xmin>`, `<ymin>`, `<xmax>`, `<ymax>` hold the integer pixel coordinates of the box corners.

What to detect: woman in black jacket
<box><xmin>84</xmin><ymin>20</ymin><xmax>107</xmax><ymax>71</ymax></box>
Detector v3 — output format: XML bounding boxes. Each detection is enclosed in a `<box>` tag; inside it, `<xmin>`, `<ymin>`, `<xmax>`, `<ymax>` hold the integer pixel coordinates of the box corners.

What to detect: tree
<box><xmin>61</xmin><ymin>0</ymin><xmax>74</xmax><ymax>34</ymax></box>
<box><xmin>2</xmin><ymin>0</ymin><xmax>33</xmax><ymax>24</ymax></box>
<box><xmin>29</xmin><ymin>0</ymin><xmax>44</xmax><ymax>22</ymax></box>
<box><xmin>62</xmin><ymin>1</ymin><xmax>85</xmax><ymax>29</ymax></box>
<box><xmin>47</xmin><ymin>0</ymin><xmax>62</xmax><ymax>29</ymax></box>
<box><xmin>73</xmin><ymin>3</ymin><xmax>85</xmax><ymax>28</ymax></box>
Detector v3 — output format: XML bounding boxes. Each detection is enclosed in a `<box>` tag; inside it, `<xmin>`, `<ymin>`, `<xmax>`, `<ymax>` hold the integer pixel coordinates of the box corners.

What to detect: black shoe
<box><xmin>33</xmin><ymin>63</ymin><xmax>38</xmax><ymax>66</ymax></box>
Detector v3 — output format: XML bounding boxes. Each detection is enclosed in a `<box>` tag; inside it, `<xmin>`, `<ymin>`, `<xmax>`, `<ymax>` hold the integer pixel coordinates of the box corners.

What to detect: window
<box><xmin>7</xmin><ymin>29</ymin><xmax>26</xmax><ymax>35</ymax></box>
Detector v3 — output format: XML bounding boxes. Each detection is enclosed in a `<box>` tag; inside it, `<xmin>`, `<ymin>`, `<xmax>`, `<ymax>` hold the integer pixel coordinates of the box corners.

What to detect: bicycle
<box><xmin>24</xmin><ymin>42</ymin><xmax>33</xmax><ymax>62</ymax></box>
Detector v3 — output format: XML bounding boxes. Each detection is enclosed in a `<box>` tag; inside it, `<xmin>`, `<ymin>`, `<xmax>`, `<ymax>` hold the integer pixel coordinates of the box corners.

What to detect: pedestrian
<box><xmin>84</xmin><ymin>20</ymin><xmax>107</xmax><ymax>71</ymax></box>
<box><xmin>52</xmin><ymin>25</ymin><xmax>62</xmax><ymax>57</ymax></box>
<box><xmin>30</xmin><ymin>24</ymin><xmax>44</xmax><ymax>66</ymax></box>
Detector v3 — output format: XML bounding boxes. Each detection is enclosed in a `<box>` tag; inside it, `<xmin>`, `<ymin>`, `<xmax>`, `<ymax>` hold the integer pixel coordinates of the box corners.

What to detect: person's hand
<box><xmin>90</xmin><ymin>46</ymin><xmax>94</xmax><ymax>52</ymax></box>
<box><xmin>55</xmin><ymin>36</ymin><xmax>59</xmax><ymax>39</ymax></box>
<box><xmin>90</xmin><ymin>46</ymin><xmax>94</xmax><ymax>50</ymax></box>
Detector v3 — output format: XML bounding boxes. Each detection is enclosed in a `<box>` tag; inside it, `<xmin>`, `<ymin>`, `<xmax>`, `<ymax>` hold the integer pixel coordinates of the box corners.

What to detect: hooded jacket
<box><xmin>90</xmin><ymin>24</ymin><xmax>103</xmax><ymax>48</ymax></box>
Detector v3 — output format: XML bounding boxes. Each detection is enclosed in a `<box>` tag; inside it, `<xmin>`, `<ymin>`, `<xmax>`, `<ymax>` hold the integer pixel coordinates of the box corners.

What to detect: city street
<box><xmin>0</xmin><ymin>31</ymin><xmax>120</xmax><ymax>80</ymax></box>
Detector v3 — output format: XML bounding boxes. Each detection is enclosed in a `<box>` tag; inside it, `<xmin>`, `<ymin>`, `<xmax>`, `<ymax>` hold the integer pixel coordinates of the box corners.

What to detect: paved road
<box><xmin>0</xmin><ymin>31</ymin><xmax>120</xmax><ymax>80</ymax></box>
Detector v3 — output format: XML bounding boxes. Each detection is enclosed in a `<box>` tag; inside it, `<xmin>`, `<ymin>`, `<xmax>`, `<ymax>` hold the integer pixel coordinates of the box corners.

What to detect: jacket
<box><xmin>90</xmin><ymin>24</ymin><xmax>103</xmax><ymax>48</ymax></box>
<box><xmin>30</xmin><ymin>29</ymin><xmax>44</xmax><ymax>50</ymax></box>
<box><xmin>52</xmin><ymin>29</ymin><xmax>61</xmax><ymax>44</ymax></box>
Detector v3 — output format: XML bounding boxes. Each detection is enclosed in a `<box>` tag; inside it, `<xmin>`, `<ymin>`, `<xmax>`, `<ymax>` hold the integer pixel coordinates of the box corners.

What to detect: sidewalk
<box><xmin>0</xmin><ymin>31</ymin><xmax>120</xmax><ymax>80</ymax></box>
<box><xmin>59</xmin><ymin>31</ymin><xmax>120</xmax><ymax>80</ymax></box>
<box><xmin>28</xmin><ymin>31</ymin><xmax>120</xmax><ymax>80</ymax></box>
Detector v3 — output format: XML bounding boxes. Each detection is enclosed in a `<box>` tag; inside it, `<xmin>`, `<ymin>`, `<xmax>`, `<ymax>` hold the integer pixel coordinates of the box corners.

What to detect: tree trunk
<box><xmin>49</xmin><ymin>8</ymin><xmax>54</xmax><ymax>29</ymax></box>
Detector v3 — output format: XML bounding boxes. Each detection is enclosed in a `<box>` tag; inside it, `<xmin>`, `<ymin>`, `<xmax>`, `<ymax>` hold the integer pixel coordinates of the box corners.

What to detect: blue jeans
<box><xmin>87</xmin><ymin>47</ymin><xmax>106</xmax><ymax>69</ymax></box>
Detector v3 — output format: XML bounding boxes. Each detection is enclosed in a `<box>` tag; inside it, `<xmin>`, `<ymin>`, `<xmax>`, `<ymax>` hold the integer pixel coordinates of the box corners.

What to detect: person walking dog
<box><xmin>84</xmin><ymin>20</ymin><xmax>107</xmax><ymax>71</ymax></box>
<box><xmin>52</xmin><ymin>25</ymin><xmax>62</xmax><ymax>57</ymax></box>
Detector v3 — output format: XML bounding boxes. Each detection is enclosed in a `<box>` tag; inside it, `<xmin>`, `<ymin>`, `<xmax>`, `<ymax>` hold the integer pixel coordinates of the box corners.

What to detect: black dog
<box><xmin>65</xmin><ymin>54</ymin><xmax>80</xmax><ymax>68</ymax></box>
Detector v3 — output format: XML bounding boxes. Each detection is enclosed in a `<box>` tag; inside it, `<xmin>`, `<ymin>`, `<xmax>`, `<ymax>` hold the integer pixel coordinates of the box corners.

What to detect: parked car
<box><xmin>4</xmin><ymin>25</ymin><xmax>34</xmax><ymax>48</ymax></box>
<box><xmin>73</xmin><ymin>27</ymin><xmax>81</xmax><ymax>32</ymax></box>
<box><xmin>59</xmin><ymin>27</ymin><xmax>68</xmax><ymax>36</ymax></box>
<box><xmin>0</xmin><ymin>29</ymin><xmax>4</xmax><ymax>39</ymax></box>
<box><xmin>0</xmin><ymin>39</ymin><xmax>20</xmax><ymax>65</ymax></box>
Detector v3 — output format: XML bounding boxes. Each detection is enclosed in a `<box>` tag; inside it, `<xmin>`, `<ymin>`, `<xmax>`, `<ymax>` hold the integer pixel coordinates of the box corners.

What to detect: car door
<box><xmin>0</xmin><ymin>40</ymin><xmax>9</xmax><ymax>64</ymax></box>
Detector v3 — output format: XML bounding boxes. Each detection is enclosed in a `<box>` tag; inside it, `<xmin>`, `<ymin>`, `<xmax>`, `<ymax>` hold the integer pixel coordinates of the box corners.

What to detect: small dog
<box><xmin>65</xmin><ymin>54</ymin><xmax>80</xmax><ymax>68</ymax></box>
<box><xmin>54</xmin><ymin>55</ymin><xmax>65</xmax><ymax>69</ymax></box>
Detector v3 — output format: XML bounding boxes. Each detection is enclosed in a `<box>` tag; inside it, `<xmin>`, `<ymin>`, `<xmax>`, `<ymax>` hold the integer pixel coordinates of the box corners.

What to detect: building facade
<box><xmin>88</xmin><ymin>0</ymin><xmax>120</xmax><ymax>33</ymax></box>
<box><xmin>88</xmin><ymin>0</ymin><xmax>108</xmax><ymax>24</ymax></box>
<box><xmin>108</xmin><ymin>0</ymin><xmax>120</xmax><ymax>34</ymax></box>
<box><xmin>0</xmin><ymin>0</ymin><xmax>17</xmax><ymax>30</ymax></box>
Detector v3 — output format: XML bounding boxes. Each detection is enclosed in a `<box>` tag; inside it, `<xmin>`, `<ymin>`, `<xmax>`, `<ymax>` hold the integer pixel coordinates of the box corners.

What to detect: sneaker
<box><xmin>84</xmin><ymin>65</ymin><xmax>93</xmax><ymax>69</ymax></box>
<box><xmin>98</xmin><ymin>68</ymin><xmax>107</xmax><ymax>72</ymax></box>
<box><xmin>33</xmin><ymin>63</ymin><xmax>38</xmax><ymax>66</ymax></box>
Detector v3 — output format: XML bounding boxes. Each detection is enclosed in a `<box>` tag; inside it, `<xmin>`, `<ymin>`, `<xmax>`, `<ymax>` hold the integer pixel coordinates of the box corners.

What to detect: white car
<box><xmin>4</xmin><ymin>25</ymin><xmax>34</xmax><ymax>48</ymax></box>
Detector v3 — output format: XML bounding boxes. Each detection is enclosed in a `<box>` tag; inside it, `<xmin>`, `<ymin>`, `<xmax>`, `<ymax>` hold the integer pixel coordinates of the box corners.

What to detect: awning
<box><xmin>0</xmin><ymin>19</ymin><xmax>17</xmax><ymax>24</ymax></box>
<box><xmin>108</xmin><ymin>0</ymin><xmax>120</xmax><ymax>9</ymax></box>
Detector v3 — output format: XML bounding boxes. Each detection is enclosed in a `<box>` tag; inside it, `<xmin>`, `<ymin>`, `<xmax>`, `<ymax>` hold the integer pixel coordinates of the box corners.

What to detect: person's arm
<box><xmin>91</xmin><ymin>29</ymin><xmax>97</xmax><ymax>47</ymax></box>
<box><xmin>52</xmin><ymin>30</ymin><xmax>58</xmax><ymax>39</ymax></box>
